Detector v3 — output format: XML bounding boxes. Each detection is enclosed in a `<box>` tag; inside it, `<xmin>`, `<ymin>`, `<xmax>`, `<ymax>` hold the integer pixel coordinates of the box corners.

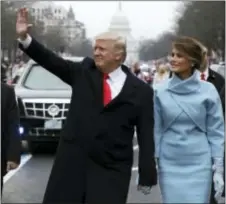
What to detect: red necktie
<box><xmin>200</xmin><ymin>73</ymin><xmax>205</xmax><ymax>80</ymax></box>
<box><xmin>103</xmin><ymin>73</ymin><xmax>112</xmax><ymax>106</ymax></box>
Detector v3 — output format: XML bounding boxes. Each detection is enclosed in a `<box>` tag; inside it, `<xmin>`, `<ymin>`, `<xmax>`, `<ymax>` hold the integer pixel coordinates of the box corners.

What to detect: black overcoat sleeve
<box><xmin>6</xmin><ymin>86</ymin><xmax>21</xmax><ymax>164</ymax></box>
<box><xmin>18</xmin><ymin>37</ymin><xmax>83</xmax><ymax>86</ymax></box>
<box><xmin>136</xmin><ymin>86</ymin><xmax>157</xmax><ymax>186</ymax></box>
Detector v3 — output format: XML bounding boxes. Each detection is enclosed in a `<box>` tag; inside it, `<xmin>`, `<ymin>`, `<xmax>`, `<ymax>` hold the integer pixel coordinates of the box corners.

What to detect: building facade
<box><xmin>26</xmin><ymin>1</ymin><xmax>86</xmax><ymax>43</ymax></box>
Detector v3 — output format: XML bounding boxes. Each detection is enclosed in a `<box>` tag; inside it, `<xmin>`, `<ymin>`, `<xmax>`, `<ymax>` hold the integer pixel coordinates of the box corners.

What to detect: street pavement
<box><xmin>2</xmin><ymin>137</ymin><xmax>225</xmax><ymax>203</ymax></box>
<box><xmin>2</xmin><ymin>138</ymin><xmax>162</xmax><ymax>203</ymax></box>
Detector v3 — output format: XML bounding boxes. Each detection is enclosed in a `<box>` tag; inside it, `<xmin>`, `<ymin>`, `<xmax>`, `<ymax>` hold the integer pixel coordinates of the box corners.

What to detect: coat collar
<box><xmin>208</xmin><ymin>68</ymin><xmax>216</xmax><ymax>80</ymax></box>
<box><xmin>167</xmin><ymin>70</ymin><xmax>200</xmax><ymax>94</ymax></box>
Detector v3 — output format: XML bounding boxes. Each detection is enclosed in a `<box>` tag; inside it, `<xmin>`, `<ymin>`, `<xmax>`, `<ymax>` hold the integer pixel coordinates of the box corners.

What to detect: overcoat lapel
<box><xmin>87</xmin><ymin>65</ymin><xmax>104</xmax><ymax>111</ymax></box>
<box><xmin>163</xmin><ymin>70</ymin><xmax>206</xmax><ymax>132</ymax></box>
<box><xmin>105</xmin><ymin>65</ymin><xmax>137</xmax><ymax>109</ymax></box>
<box><xmin>207</xmin><ymin>68</ymin><xmax>216</xmax><ymax>83</ymax></box>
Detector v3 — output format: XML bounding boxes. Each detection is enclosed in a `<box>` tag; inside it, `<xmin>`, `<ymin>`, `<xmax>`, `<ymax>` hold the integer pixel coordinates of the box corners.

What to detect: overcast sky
<box><xmin>55</xmin><ymin>1</ymin><xmax>180</xmax><ymax>40</ymax></box>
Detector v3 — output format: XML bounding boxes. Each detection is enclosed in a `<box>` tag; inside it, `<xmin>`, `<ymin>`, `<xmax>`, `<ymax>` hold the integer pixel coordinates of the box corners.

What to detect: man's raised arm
<box><xmin>16</xmin><ymin>8</ymin><xmax>82</xmax><ymax>86</ymax></box>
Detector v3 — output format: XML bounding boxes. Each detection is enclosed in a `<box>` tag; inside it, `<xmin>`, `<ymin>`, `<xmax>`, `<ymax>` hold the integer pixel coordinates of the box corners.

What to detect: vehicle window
<box><xmin>23</xmin><ymin>65</ymin><xmax>71</xmax><ymax>90</ymax></box>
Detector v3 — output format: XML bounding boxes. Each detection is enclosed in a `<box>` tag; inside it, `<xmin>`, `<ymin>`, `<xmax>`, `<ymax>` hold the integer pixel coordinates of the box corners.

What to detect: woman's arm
<box><xmin>206</xmin><ymin>85</ymin><xmax>225</xmax><ymax>159</ymax></box>
<box><xmin>154</xmin><ymin>90</ymin><xmax>163</xmax><ymax>158</ymax></box>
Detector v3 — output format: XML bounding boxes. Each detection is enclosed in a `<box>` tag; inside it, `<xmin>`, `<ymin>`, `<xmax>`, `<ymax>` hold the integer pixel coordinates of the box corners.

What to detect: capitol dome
<box><xmin>109</xmin><ymin>2</ymin><xmax>131</xmax><ymax>32</ymax></box>
<box><xmin>108</xmin><ymin>2</ymin><xmax>139</xmax><ymax>66</ymax></box>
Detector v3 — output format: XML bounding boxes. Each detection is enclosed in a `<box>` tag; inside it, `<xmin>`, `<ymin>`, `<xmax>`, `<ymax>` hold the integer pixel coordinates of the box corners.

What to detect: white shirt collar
<box><xmin>198</xmin><ymin>67</ymin><xmax>209</xmax><ymax>80</ymax></box>
<box><xmin>202</xmin><ymin>67</ymin><xmax>209</xmax><ymax>75</ymax></box>
<box><xmin>108</xmin><ymin>66</ymin><xmax>124</xmax><ymax>82</ymax></box>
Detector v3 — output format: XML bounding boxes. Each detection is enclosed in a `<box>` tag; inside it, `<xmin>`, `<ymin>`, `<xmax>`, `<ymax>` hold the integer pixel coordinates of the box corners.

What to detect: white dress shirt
<box><xmin>18</xmin><ymin>34</ymin><xmax>127</xmax><ymax>99</ymax></box>
<box><xmin>106</xmin><ymin>67</ymin><xmax>127</xmax><ymax>99</ymax></box>
<box><xmin>17</xmin><ymin>34</ymin><xmax>32</xmax><ymax>49</ymax></box>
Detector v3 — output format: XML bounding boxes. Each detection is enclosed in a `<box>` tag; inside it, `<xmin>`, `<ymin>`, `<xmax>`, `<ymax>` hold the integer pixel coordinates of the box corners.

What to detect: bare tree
<box><xmin>43</xmin><ymin>25</ymin><xmax>67</xmax><ymax>53</ymax></box>
<box><xmin>176</xmin><ymin>1</ymin><xmax>225</xmax><ymax>59</ymax></box>
<box><xmin>139</xmin><ymin>32</ymin><xmax>176</xmax><ymax>61</ymax></box>
<box><xmin>1</xmin><ymin>1</ymin><xmax>45</xmax><ymax>62</ymax></box>
<box><xmin>68</xmin><ymin>39</ymin><xmax>93</xmax><ymax>57</ymax></box>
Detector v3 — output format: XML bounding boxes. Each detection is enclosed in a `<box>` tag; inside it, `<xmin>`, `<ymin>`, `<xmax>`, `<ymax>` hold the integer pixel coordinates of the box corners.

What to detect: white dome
<box><xmin>108</xmin><ymin>2</ymin><xmax>139</xmax><ymax>64</ymax></box>
<box><xmin>108</xmin><ymin>3</ymin><xmax>131</xmax><ymax>32</ymax></box>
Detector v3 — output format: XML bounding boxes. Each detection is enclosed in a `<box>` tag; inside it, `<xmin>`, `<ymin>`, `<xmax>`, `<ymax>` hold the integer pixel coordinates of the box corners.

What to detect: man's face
<box><xmin>93</xmin><ymin>39</ymin><xmax>119</xmax><ymax>72</ymax></box>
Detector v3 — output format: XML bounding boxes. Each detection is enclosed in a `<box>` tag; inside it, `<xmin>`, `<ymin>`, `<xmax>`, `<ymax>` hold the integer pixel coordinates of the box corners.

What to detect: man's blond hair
<box><xmin>95</xmin><ymin>31</ymin><xmax>127</xmax><ymax>62</ymax></box>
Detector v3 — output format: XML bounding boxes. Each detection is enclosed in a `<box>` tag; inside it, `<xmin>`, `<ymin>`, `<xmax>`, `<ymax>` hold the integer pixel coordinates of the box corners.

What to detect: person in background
<box><xmin>1</xmin><ymin>64</ymin><xmax>7</xmax><ymax>84</ymax></box>
<box><xmin>1</xmin><ymin>65</ymin><xmax>21</xmax><ymax>193</ymax></box>
<box><xmin>132</xmin><ymin>62</ymin><xmax>143</xmax><ymax>79</ymax></box>
<box><xmin>152</xmin><ymin>64</ymin><xmax>169</xmax><ymax>89</ymax></box>
<box><xmin>200</xmin><ymin>48</ymin><xmax>224</xmax><ymax>93</ymax></box>
<box><xmin>154</xmin><ymin>36</ymin><xmax>224</xmax><ymax>203</ymax></box>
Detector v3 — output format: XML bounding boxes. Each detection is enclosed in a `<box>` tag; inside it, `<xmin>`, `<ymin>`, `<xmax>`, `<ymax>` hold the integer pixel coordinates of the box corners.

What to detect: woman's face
<box><xmin>170</xmin><ymin>48</ymin><xmax>191</xmax><ymax>73</ymax></box>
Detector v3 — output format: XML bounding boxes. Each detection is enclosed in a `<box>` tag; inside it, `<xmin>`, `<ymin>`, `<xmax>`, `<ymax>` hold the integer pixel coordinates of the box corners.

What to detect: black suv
<box><xmin>15</xmin><ymin>56</ymin><xmax>84</xmax><ymax>153</ymax></box>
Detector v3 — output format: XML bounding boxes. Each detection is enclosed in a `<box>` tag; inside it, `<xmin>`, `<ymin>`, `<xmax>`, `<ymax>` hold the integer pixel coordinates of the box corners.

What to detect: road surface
<box><xmin>2</xmin><ymin>138</ymin><xmax>224</xmax><ymax>203</ymax></box>
<box><xmin>2</xmin><ymin>138</ymin><xmax>161</xmax><ymax>203</ymax></box>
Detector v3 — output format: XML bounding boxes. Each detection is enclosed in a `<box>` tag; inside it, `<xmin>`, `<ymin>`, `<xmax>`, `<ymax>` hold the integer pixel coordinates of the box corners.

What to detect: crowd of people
<box><xmin>1</xmin><ymin>58</ymin><xmax>25</xmax><ymax>85</ymax></box>
<box><xmin>1</xmin><ymin>7</ymin><xmax>225</xmax><ymax>204</ymax></box>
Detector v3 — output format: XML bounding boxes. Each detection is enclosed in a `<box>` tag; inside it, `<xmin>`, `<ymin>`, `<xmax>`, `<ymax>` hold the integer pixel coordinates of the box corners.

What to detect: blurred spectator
<box><xmin>152</xmin><ymin>64</ymin><xmax>169</xmax><ymax>89</ymax></box>
<box><xmin>1</xmin><ymin>81</ymin><xmax>21</xmax><ymax>193</ymax></box>
<box><xmin>12</xmin><ymin>60</ymin><xmax>24</xmax><ymax>79</ymax></box>
<box><xmin>132</xmin><ymin>62</ymin><xmax>144</xmax><ymax>80</ymax></box>
<box><xmin>1</xmin><ymin>61</ymin><xmax>8</xmax><ymax>83</ymax></box>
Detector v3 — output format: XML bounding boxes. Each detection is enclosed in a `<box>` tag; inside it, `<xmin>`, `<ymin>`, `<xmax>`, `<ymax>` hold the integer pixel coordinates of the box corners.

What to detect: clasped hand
<box><xmin>136</xmin><ymin>175</ymin><xmax>151</xmax><ymax>195</ymax></box>
<box><xmin>213</xmin><ymin>170</ymin><xmax>224</xmax><ymax>203</ymax></box>
<box><xmin>7</xmin><ymin>161</ymin><xmax>19</xmax><ymax>172</ymax></box>
<box><xmin>213</xmin><ymin>158</ymin><xmax>224</xmax><ymax>203</ymax></box>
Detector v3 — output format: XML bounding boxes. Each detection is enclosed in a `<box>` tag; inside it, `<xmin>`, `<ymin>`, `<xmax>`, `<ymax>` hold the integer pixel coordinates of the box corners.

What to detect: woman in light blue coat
<box><xmin>154</xmin><ymin>37</ymin><xmax>225</xmax><ymax>203</ymax></box>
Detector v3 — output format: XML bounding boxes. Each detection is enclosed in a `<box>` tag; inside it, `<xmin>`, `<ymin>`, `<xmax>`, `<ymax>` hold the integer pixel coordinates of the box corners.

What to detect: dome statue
<box><xmin>109</xmin><ymin>2</ymin><xmax>131</xmax><ymax>32</ymax></box>
<box><xmin>108</xmin><ymin>1</ymin><xmax>139</xmax><ymax>66</ymax></box>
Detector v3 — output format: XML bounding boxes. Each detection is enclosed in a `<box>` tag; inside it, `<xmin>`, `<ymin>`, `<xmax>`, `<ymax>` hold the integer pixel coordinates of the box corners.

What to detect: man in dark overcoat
<box><xmin>16</xmin><ymin>8</ymin><xmax>157</xmax><ymax>203</ymax></box>
<box><xmin>1</xmin><ymin>69</ymin><xmax>21</xmax><ymax>192</ymax></box>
